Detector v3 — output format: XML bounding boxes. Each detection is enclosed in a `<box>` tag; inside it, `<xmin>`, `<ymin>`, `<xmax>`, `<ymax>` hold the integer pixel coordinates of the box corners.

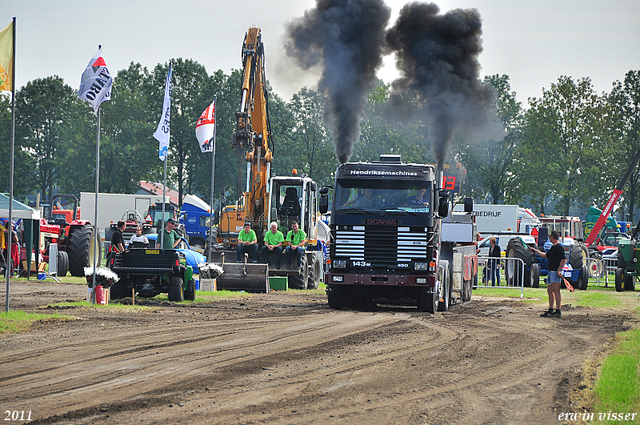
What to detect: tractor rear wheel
<box><xmin>505</xmin><ymin>238</ymin><xmax>534</xmax><ymax>286</ymax></box>
<box><xmin>68</xmin><ymin>225</ymin><xmax>101</xmax><ymax>277</ymax></box>
<box><xmin>307</xmin><ymin>254</ymin><xmax>322</xmax><ymax>290</ymax></box>
<box><xmin>531</xmin><ymin>263</ymin><xmax>540</xmax><ymax>288</ymax></box>
<box><xmin>569</xmin><ymin>243</ymin><xmax>584</xmax><ymax>269</ymax></box>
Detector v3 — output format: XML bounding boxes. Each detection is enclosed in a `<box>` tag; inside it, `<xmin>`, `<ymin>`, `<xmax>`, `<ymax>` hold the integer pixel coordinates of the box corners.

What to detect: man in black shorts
<box><xmin>530</xmin><ymin>231</ymin><xmax>566</xmax><ymax>318</ymax></box>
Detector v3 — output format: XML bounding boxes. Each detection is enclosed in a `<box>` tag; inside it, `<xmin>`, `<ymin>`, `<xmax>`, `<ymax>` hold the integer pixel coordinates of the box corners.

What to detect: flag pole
<box><xmin>92</xmin><ymin>101</ymin><xmax>101</xmax><ymax>303</ymax></box>
<box><xmin>5</xmin><ymin>17</ymin><xmax>16</xmax><ymax>313</ymax></box>
<box><xmin>208</xmin><ymin>97</ymin><xmax>217</xmax><ymax>262</ymax></box>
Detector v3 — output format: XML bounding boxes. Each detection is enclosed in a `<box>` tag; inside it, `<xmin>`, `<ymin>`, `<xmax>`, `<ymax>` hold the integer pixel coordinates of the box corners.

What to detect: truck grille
<box><xmin>334</xmin><ymin>226</ymin><xmax>428</xmax><ymax>267</ymax></box>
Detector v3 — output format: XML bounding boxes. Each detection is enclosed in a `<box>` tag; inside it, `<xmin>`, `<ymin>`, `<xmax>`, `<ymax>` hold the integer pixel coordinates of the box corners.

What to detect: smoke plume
<box><xmin>284</xmin><ymin>0</ymin><xmax>391</xmax><ymax>163</ymax></box>
<box><xmin>386</xmin><ymin>2</ymin><xmax>496</xmax><ymax>170</ymax></box>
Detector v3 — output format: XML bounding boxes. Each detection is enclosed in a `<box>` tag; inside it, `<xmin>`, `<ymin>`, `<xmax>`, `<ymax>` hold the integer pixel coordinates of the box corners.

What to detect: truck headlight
<box><xmin>332</xmin><ymin>275</ymin><xmax>344</xmax><ymax>282</ymax></box>
<box><xmin>333</xmin><ymin>259</ymin><xmax>347</xmax><ymax>269</ymax></box>
<box><xmin>414</xmin><ymin>262</ymin><xmax>428</xmax><ymax>271</ymax></box>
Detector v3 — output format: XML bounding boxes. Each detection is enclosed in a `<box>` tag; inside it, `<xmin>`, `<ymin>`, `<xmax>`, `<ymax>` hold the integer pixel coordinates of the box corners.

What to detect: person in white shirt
<box><xmin>129</xmin><ymin>225</ymin><xmax>149</xmax><ymax>248</ymax></box>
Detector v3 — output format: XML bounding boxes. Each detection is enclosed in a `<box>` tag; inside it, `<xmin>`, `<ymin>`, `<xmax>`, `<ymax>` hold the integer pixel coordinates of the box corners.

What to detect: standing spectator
<box><xmin>261</xmin><ymin>222</ymin><xmax>284</xmax><ymax>269</ymax></box>
<box><xmin>129</xmin><ymin>225</ymin><xmax>149</xmax><ymax>248</ymax></box>
<box><xmin>162</xmin><ymin>218</ymin><xmax>181</xmax><ymax>250</ymax></box>
<box><xmin>236</xmin><ymin>223</ymin><xmax>258</xmax><ymax>263</ymax></box>
<box><xmin>530</xmin><ymin>231</ymin><xmax>566</xmax><ymax>318</ymax></box>
<box><xmin>488</xmin><ymin>237</ymin><xmax>500</xmax><ymax>286</ymax></box>
<box><xmin>110</xmin><ymin>221</ymin><xmax>126</xmax><ymax>253</ymax></box>
<box><xmin>285</xmin><ymin>221</ymin><xmax>306</xmax><ymax>268</ymax></box>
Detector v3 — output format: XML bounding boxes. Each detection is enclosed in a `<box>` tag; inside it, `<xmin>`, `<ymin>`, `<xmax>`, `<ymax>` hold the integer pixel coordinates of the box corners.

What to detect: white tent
<box><xmin>0</xmin><ymin>194</ymin><xmax>40</xmax><ymax>220</ymax></box>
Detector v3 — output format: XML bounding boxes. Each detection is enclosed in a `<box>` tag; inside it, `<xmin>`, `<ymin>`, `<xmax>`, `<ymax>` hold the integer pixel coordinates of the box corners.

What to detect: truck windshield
<box><xmin>335</xmin><ymin>181</ymin><xmax>431</xmax><ymax>213</ymax></box>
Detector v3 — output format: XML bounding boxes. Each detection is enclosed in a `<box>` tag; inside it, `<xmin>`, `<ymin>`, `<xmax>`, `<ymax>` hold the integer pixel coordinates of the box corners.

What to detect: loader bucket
<box><xmin>215</xmin><ymin>253</ymin><xmax>270</xmax><ymax>293</ymax></box>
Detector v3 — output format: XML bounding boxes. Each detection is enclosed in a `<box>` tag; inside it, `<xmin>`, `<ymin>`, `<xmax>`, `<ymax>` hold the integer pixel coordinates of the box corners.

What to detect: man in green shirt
<box><xmin>286</xmin><ymin>221</ymin><xmax>306</xmax><ymax>268</ymax></box>
<box><xmin>162</xmin><ymin>218</ymin><xmax>180</xmax><ymax>250</ymax></box>
<box><xmin>261</xmin><ymin>221</ymin><xmax>284</xmax><ymax>269</ymax></box>
<box><xmin>236</xmin><ymin>223</ymin><xmax>258</xmax><ymax>262</ymax></box>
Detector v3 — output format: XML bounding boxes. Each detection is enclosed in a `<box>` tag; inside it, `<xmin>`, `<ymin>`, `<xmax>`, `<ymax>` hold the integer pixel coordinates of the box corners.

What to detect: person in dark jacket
<box><xmin>488</xmin><ymin>237</ymin><xmax>501</xmax><ymax>286</ymax></box>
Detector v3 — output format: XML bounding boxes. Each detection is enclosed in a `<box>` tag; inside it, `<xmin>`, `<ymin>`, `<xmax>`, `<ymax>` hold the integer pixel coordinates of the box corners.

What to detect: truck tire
<box><xmin>624</xmin><ymin>275</ymin><xmax>635</xmax><ymax>291</ymax></box>
<box><xmin>505</xmin><ymin>238</ymin><xmax>534</xmax><ymax>287</ymax></box>
<box><xmin>437</xmin><ymin>263</ymin><xmax>449</xmax><ymax>312</ymax></box>
<box><xmin>307</xmin><ymin>254</ymin><xmax>322</xmax><ymax>289</ymax></box>
<box><xmin>418</xmin><ymin>287</ymin><xmax>438</xmax><ymax>313</ymax></box>
<box><xmin>615</xmin><ymin>268</ymin><xmax>625</xmax><ymax>292</ymax></box>
<box><xmin>531</xmin><ymin>263</ymin><xmax>540</xmax><ymax>288</ymax></box>
<box><xmin>579</xmin><ymin>265</ymin><xmax>589</xmax><ymax>290</ymax></box>
<box><xmin>68</xmin><ymin>225</ymin><xmax>101</xmax><ymax>277</ymax></box>
<box><xmin>327</xmin><ymin>284</ymin><xmax>345</xmax><ymax>310</ymax></box>
<box><xmin>462</xmin><ymin>279</ymin><xmax>472</xmax><ymax>302</ymax></box>
<box><xmin>184</xmin><ymin>279</ymin><xmax>196</xmax><ymax>301</ymax></box>
<box><xmin>168</xmin><ymin>276</ymin><xmax>184</xmax><ymax>302</ymax></box>
<box><xmin>569</xmin><ymin>244</ymin><xmax>583</xmax><ymax>269</ymax></box>
<box><xmin>57</xmin><ymin>250</ymin><xmax>69</xmax><ymax>277</ymax></box>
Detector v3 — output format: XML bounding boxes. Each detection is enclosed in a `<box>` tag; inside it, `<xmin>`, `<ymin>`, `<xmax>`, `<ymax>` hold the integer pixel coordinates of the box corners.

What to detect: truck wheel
<box><xmin>168</xmin><ymin>277</ymin><xmax>184</xmax><ymax>301</ymax></box>
<box><xmin>418</xmin><ymin>287</ymin><xmax>438</xmax><ymax>313</ymax></box>
<box><xmin>327</xmin><ymin>284</ymin><xmax>344</xmax><ymax>310</ymax></box>
<box><xmin>531</xmin><ymin>263</ymin><xmax>540</xmax><ymax>288</ymax></box>
<box><xmin>624</xmin><ymin>275</ymin><xmax>635</xmax><ymax>291</ymax></box>
<box><xmin>307</xmin><ymin>254</ymin><xmax>322</xmax><ymax>290</ymax></box>
<box><xmin>184</xmin><ymin>279</ymin><xmax>196</xmax><ymax>301</ymax></box>
<box><xmin>615</xmin><ymin>268</ymin><xmax>625</xmax><ymax>292</ymax></box>
<box><xmin>462</xmin><ymin>279</ymin><xmax>472</xmax><ymax>302</ymax></box>
<box><xmin>68</xmin><ymin>225</ymin><xmax>101</xmax><ymax>277</ymax></box>
<box><xmin>437</xmin><ymin>266</ymin><xmax>450</xmax><ymax>312</ymax></box>
<box><xmin>57</xmin><ymin>250</ymin><xmax>69</xmax><ymax>277</ymax></box>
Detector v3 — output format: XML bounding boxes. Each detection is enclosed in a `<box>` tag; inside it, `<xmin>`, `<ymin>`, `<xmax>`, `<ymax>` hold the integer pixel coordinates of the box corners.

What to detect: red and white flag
<box><xmin>78</xmin><ymin>47</ymin><xmax>112</xmax><ymax>115</ymax></box>
<box><xmin>195</xmin><ymin>100</ymin><xmax>215</xmax><ymax>153</ymax></box>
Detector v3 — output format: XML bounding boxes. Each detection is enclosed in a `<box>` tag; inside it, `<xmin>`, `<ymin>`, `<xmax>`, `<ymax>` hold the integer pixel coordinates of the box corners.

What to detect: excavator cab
<box><xmin>269</xmin><ymin>177</ymin><xmax>318</xmax><ymax>242</ymax></box>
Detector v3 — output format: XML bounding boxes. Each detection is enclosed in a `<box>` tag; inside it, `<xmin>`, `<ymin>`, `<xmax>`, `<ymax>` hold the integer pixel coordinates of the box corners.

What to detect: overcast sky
<box><xmin>4</xmin><ymin>0</ymin><xmax>640</xmax><ymax>107</ymax></box>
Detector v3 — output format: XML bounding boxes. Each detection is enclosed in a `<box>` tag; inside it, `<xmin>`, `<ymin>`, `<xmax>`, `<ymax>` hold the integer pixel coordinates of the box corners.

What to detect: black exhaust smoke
<box><xmin>284</xmin><ymin>0</ymin><xmax>391</xmax><ymax>164</ymax></box>
<box><xmin>385</xmin><ymin>2</ymin><xmax>496</xmax><ymax>170</ymax></box>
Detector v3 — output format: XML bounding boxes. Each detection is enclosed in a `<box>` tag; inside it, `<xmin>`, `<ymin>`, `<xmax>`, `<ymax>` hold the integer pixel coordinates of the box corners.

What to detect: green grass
<box><xmin>593</xmin><ymin>328</ymin><xmax>640</xmax><ymax>424</ymax></box>
<box><xmin>0</xmin><ymin>310</ymin><xmax>72</xmax><ymax>333</ymax></box>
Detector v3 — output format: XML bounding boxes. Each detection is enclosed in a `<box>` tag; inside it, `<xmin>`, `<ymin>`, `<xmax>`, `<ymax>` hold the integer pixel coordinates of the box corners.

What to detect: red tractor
<box><xmin>41</xmin><ymin>194</ymin><xmax>101</xmax><ymax>277</ymax></box>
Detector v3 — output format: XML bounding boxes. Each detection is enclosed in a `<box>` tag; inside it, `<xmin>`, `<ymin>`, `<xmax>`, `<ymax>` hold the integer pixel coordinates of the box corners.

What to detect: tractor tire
<box><xmin>615</xmin><ymin>268</ymin><xmax>625</xmax><ymax>292</ymax></box>
<box><xmin>184</xmin><ymin>279</ymin><xmax>196</xmax><ymax>301</ymax></box>
<box><xmin>418</xmin><ymin>287</ymin><xmax>438</xmax><ymax>313</ymax></box>
<box><xmin>288</xmin><ymin>254</ymin><xmax>308</xmax><ymax>290</ymax></box>
<box><xmin>109</xmin><ymin>279</ymin><xmax>125</xmax><ymax>300</ymax></box>
<box><xmin>57</xmin><ymin>250</ymin><xmax>69</xmax><ymax>277</ymax></box>
<box><xmin>569</xmin><ymin>244</ymin><xmax>584</xmax><ymax>269</ymax></box>
<box><xmin>505</xmin><ymin>238</ymin><xmax>534</xmax><ymax>287</ymax></box>
<box><xmin>624</xmin><ymin>275</ymin><xmax>636</xmax><ymax>291</ymax></box>
<box><xmin>327</xmin><ymin>284</ymin><xmax>346</xmax><ymax>310</ymax></box>
<box><xmin>531</xmin><ymin>263</ymin><xmax>540</xmax><ymax>288</ymax></box>
<box><xmin>68</xmin><ymin>225</ymin><xmax>101</xmax><ymax>277</ymax></box>
<box><xmin>307</xmin><ymin>254</ymin><xmax>322</xmax><ymax>290</ymax></box>
<box><xmin>168</xmin><ymin>276</ymin><xmax>184</xmax><ymax>302</ymax></box>
<box><xmin>437</xmin><ymin>263</ymin><xmax>450</xmax><ymax>312</ymax></box>
<box><xmin>579</xmin><ymin>265</ymin><xmax>589</xmax><ymax>290</ymax></box>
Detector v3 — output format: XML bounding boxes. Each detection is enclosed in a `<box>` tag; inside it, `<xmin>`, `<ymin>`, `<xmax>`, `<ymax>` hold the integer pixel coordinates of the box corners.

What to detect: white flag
<box><xmin>195</xmin><ymin>100</ymin><xmax>216</xmax><ymax>153</ymax></box>
<box><xmin>154</xmin><ymin>63</ymin><xmax>172</xmax><ymax>161</ymax></box>
<box><xmin>78</xmin><ymin>48</ymin><xmax>112</xmax><ymax>115</ymax></box>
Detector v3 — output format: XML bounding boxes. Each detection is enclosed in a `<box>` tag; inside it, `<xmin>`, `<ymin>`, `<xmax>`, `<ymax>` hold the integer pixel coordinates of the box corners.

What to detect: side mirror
<box><xmin>319</xmin><ymin>194</ymin><xmax>329</xmax><ymax>214</ymax></box>
<box><xmin>310</xmin><ymin>182</ymin><xmax>317</xmax><ymax>191</ymax></box>
<box><xmin>464</xmin><ymin>197</ymin><xmax>473</xmax><ymax>213</ymax></box>
<box><xmin>437</xmin><ymin>189</ymin><xmax>450</xmax><ymax>218</ymax></box>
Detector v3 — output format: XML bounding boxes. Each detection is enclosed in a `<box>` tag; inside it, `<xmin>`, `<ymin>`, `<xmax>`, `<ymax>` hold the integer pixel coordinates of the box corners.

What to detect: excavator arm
<box><xmin>232</xmin><ymin>26</ymin><xmax>273</xmax><ymax>235</ymax></box>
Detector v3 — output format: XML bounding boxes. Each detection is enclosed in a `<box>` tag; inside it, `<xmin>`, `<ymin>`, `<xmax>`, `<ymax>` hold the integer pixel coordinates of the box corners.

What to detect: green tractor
<box><xmin>615</xmin><ymin>222</ymin><xmax>640</xmax><ymax>292</ymax></box>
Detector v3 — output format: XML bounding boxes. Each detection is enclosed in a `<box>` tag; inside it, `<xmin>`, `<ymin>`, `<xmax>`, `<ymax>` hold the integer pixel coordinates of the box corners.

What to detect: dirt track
<box><xmin>0</xmin><ymin>280</ymin><xmax>632</xmax><ymax>424</ymax></box>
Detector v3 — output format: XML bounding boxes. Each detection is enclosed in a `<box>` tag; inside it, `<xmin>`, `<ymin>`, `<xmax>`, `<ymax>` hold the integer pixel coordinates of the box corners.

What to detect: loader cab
<box><xmin>268</xmin><ymin>176</ymin><xmax>319</xmax><ymax>245</ymax></box>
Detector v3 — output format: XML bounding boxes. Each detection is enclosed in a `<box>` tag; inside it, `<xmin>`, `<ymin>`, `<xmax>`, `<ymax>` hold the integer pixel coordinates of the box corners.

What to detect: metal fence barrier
<box><xmin>476</xmin><ymin>256</ymin><xmax>525</xmax><ymax>298</ymax></box>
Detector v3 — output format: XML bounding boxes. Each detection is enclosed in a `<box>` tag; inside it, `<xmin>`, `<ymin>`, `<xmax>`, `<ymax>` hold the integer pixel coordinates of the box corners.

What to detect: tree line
<box><xmin>0</xmin><ymin>60</ymin><xmax>638</xmax><ymax>222</ymax></box>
